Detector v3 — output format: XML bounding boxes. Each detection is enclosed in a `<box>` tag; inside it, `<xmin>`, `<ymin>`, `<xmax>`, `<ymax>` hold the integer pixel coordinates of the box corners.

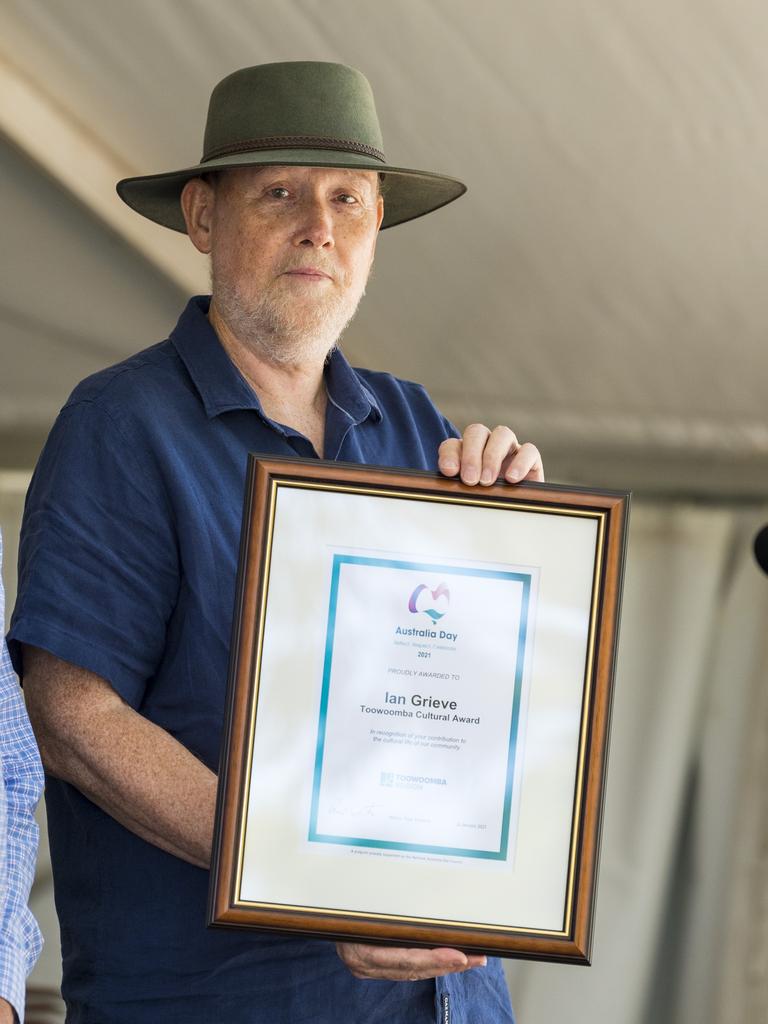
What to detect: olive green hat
<box><xmin>117</xmin><ymin>60</ymin><xmax>466</xmax><ymax>231</ymax></box>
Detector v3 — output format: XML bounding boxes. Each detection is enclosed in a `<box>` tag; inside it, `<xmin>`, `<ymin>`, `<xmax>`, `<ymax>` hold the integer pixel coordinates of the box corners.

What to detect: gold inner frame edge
<box><xmin>232</xmin><ymin>476</ymin><xmax>607</xmax><ymax>937</ymax></box>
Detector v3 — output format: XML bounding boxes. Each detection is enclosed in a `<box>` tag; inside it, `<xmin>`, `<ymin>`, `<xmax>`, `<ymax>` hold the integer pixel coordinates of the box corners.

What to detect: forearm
<box><xmin>47</xmin><ymin>705</ymin><xmax>216</xmax><ymax>867</ymax></box>
<box><xmin>0</xmin><ymin>673</ymin><xmax>43</xmax><ymax>1010</ymax></box>
<box><xmin>23</xmin><ymin>648</ymin><xmax>216</xmax><ymax>869</ymax></box>
<box><xmin>0</xmin><ymin>996</ymin><xmax>16</xmax><ymax>1024</ymax></box>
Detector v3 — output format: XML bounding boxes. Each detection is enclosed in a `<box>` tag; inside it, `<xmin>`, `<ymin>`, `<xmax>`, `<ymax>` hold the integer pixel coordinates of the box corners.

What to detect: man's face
<box><xmin>200</xmin><ymin>165</ymin><xmax>383</xmax><ymax>364</ymax></box>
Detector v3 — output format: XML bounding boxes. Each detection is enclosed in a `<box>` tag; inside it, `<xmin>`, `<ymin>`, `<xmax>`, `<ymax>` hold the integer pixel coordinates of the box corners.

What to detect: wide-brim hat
<box><xmin>117</xmin><ymin>61</ymin><xmax>466</xmax><ymax>232</ymax></box>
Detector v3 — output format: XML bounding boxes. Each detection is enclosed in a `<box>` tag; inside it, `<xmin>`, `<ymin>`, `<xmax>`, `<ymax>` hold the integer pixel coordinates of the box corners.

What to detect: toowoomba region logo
<box><xmin>408</xmin><ymin>582</ymin><xmax>450</xmax><ymax>624</ymax></box>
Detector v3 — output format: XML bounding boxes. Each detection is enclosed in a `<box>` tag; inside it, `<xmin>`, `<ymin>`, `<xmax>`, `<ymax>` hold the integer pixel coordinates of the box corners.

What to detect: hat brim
<box><xmin>116</xmin><ymin>149</ymin><xmax>466</xmax><ymax>232</ymax></box>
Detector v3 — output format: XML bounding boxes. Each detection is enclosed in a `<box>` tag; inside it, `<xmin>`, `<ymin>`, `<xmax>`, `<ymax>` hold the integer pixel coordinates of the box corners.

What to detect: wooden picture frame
<box><xmin>209</xmin><ymin>456</ymin><xmax>629</xmax><ymax>964</ymax></box>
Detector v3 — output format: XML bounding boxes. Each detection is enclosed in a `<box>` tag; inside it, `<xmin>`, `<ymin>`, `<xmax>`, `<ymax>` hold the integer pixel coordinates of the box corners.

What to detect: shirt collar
<box><xmin>170</xmin><ymin>296</ymin><xmax>381</xmax><ymax>425</ymax></box>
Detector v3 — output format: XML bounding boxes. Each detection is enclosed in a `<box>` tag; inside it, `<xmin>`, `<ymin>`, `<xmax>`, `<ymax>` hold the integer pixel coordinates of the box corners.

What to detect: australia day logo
<box><xmin>408</xmin><ymin>582</ymin><xmax>450</xmax><ymax>624</ymax></box>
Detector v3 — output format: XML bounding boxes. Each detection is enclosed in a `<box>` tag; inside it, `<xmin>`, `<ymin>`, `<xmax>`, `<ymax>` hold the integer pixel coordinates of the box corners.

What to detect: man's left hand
<box><xmin>438</xmin><ymin>424</ymin><xmax>544</xmax><ymax>485</ymax></box>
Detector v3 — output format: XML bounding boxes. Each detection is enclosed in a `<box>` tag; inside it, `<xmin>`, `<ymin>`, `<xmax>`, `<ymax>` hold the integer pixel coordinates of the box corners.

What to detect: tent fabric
<box><xmin>1</xmin><ymin>2</ymin><xmax>768</xmax><ymax>495</ymax></box>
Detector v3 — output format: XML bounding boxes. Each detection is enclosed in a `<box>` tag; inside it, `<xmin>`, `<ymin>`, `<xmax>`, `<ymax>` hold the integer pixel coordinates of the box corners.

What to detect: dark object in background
<box><xmin>754</xmin><ymin>524</ymin><xmax>768</xmax><ymax>575</ymax></box>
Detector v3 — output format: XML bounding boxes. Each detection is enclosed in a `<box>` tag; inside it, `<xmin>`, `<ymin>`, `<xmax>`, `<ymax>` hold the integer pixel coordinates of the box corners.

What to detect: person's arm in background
<box><xmin>0</xmin><ymin>535</ymin><xmax>44</xmax><ymax>1024</ymax></box>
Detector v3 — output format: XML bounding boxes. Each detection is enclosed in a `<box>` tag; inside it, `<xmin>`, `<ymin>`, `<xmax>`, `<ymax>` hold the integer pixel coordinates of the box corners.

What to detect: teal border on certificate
<box><xmin>308</xmin><ymin>555</ymin><xmax>531</xmax><ymax>860</ymax></box>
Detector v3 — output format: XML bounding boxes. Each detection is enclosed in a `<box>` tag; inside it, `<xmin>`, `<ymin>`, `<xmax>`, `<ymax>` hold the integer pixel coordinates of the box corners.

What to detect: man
<box><xmin>9</xmin><ymin>62</ymin><xmax>542</xmax><ymax>1022</ymax></box>
<box><xmin>0</xmin><ymin>532</ymin><xmax>43</xmax><ymax>1024</ymax></box>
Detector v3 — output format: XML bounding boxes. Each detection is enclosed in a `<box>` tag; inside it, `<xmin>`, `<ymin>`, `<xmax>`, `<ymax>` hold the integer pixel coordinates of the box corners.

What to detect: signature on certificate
<box><xmin>327</xmin><ymin>802</ymin><xmax>383</xmax><ymax>818</ymax></box>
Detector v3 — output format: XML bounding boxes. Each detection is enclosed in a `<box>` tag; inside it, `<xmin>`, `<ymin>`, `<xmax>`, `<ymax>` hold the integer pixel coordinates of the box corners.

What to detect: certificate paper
<box><xmin>309</xmin><ymin>555</ymin><xmax>532</xmax><ymax>860</ymax></box>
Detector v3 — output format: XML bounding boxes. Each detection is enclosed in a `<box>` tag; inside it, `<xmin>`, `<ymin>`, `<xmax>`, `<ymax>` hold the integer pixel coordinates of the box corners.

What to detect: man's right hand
<box><xmin>336</xmin><ymin>942</ymin><xmax>486</xmax><ymax>981</ymax></box>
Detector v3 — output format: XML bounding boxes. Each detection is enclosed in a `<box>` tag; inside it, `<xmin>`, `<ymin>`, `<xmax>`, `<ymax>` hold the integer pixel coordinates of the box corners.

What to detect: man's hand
<box><xmin>0</xmin><ymin>996</ymin><xmax>17</xmax><ymax>1024</ymax></box>
<box><xmin>438</xmin><ymin>424</ymin><xmax>544</xmax><ymax>485</ymax></box>
<box><xmin>336</xmin><ymin>942</ymin><xmax>486</xmax><ymax>981</ymax></box>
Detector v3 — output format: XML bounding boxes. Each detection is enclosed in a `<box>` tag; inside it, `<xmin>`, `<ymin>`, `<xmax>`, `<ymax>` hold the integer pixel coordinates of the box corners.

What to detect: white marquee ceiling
<box><xmin>1</xmin><ymin>0</ymin><xmax>767</xmax><ymax>496</ymax></box>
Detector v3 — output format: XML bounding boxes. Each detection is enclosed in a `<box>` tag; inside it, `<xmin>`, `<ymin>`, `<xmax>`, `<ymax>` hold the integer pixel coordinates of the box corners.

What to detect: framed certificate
<box><xmin>209</xmin><ymin>457</ymin><xmax>629</xmax><ymax>964</ymax></box>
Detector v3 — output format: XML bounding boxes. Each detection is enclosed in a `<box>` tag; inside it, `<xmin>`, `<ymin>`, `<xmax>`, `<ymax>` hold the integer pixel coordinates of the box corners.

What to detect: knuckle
<box><xmin>439</xmin><ymin>438</ymin><xmax>460</xmax><ymax>456</ymax></box>
<box><xmin>494</xmin><ymin>424</ymin><xmax>517</xmax><ymax>442</ymax></box>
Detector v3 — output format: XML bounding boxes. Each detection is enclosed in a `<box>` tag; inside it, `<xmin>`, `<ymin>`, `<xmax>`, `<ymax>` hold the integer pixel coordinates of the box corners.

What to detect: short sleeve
<box><xmin>8</xmin><ymin>399</ymin><xmax>179</xmax><ymax>708</ymax></box>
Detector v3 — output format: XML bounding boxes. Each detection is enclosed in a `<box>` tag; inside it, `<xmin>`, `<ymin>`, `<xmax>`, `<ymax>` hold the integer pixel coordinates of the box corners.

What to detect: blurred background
<box><xmin>1</xmin><ymin>2</ymin><xmax>767</xmax><ymax>1022</ymax></box>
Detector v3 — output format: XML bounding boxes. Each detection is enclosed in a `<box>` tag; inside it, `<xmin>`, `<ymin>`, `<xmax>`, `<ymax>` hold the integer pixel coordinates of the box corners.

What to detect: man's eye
<box><xmin>268</xmin><ymin>187</ymin><xmax>290</xmax><ymax>199</ymax></box>
<box><xmin>337</xmin><ymin>193</ymin><xmax>358</xmax><ymax>204</ymax></box>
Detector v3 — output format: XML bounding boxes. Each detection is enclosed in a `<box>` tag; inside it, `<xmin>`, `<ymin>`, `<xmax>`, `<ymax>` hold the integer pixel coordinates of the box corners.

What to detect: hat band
<box><xmin>203</xmin><ymin>134</ymin><xmax>386</xmax><ymax>164</ymax></box>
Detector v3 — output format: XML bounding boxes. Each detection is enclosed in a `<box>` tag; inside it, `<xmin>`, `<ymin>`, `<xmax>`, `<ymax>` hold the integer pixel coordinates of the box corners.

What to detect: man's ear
<box><xmin>369</xmin><ymin>194</ymin><xmax>385</xmax><ymax>265</ymax></box>
<box><xmin>181</xmin><ymin>178</ymin><xmax>216</xmax><ymax>255</ymax></box>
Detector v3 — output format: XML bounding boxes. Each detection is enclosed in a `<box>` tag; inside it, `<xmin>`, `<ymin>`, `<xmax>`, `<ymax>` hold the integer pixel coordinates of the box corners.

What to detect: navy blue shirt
<box><xmin>9</xmin><ymin>297</ymin><xmax>514</xmax><ymax>1024</ymax></box>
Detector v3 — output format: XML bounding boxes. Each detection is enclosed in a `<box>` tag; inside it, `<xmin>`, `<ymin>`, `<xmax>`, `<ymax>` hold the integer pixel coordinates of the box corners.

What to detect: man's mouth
<box><xmin>281</xmin><ymin>267</ymin><xmax>333</xmax><ymax>280</ymax></box>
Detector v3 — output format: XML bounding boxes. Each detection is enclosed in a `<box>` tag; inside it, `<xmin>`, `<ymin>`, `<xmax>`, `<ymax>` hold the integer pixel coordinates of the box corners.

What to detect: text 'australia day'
<box><xmin>395</xmin><ymin>626</ymin><xmax>458</xmax><ymax>642</ymax></box>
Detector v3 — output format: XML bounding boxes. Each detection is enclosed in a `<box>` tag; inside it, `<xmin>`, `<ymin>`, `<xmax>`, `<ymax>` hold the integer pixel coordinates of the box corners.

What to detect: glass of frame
<box><xmin>208</xmin><ymin>456</ymin><xmax>629</xmax><ymax>964</ymax></box>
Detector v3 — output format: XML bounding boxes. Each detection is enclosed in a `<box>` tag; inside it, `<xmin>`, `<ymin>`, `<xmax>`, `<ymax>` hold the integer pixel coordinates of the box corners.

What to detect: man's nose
<box><xmin>294</xmin><ymin>197</ymin><xmax>335</xmax><ymax>248</ymax></box>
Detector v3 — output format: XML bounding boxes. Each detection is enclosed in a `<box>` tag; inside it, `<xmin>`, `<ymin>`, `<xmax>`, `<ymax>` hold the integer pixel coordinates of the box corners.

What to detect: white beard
<box><xmin>211</xmin><ymin>267</ymin><xmax>367</xmax><ymax>367</ymax></box>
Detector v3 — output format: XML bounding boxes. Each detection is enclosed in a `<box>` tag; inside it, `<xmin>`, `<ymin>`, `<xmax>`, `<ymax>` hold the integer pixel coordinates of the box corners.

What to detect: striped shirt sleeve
<box><xmin>0</xmin><ymin>532</ymin><xmax>44</xmax><ymax>1021</ymax></box>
